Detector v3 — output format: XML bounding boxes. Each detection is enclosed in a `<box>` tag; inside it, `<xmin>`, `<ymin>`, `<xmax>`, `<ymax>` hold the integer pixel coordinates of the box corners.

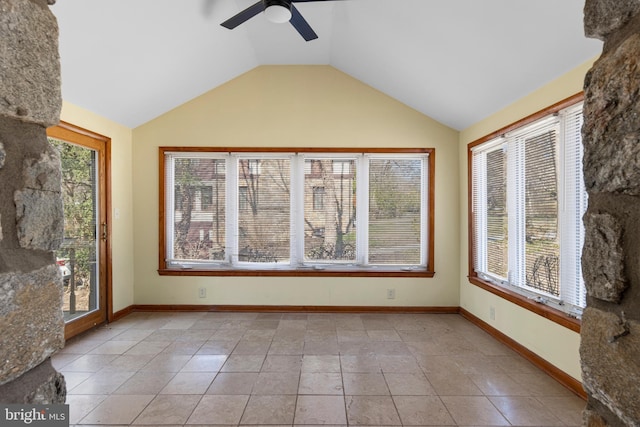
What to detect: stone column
<box><xmin>581</xmin><ymin>0</ymin><xmax>640</xmax><ymax>425</ymax></box>
<box><xmin>0</xmin><ymin>0</ymin><xmax>66</xmax><ymax>403</ymax></box>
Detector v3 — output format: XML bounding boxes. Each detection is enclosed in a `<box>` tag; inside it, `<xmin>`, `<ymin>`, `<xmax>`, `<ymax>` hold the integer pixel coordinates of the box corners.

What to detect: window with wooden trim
<box><xmin>469</xmin><ymin>99</ymin><xmax>587</xmax><ymax>319</ymax></box>
<box><xmin>160</xmin><ymin>148</ymin><xmax>435</xmax><ymax>276</ymax></box>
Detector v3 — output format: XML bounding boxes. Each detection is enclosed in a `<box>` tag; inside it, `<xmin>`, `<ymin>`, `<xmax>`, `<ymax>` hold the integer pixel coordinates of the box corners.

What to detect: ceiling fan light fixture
<box><xmin>264</xmin><ymin>0</ymin><xmax>292</xmax><ymax>23</ymax></box>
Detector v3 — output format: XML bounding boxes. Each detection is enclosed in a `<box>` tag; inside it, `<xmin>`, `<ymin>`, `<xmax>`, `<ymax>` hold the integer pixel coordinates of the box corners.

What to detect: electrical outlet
<box><xmin>386</xmin><ymin>289</ymin><xmax>396</xmax><ymax>299</ymax></box>
<box><xmin>198</xmin><ymin>287</ymin><xmax>206</xmax><ymax>298</ymax></box>
<box><xmin>489</xmin><ymin>306</ymin><xmax>496</xmax><ymax>320</ymax></box>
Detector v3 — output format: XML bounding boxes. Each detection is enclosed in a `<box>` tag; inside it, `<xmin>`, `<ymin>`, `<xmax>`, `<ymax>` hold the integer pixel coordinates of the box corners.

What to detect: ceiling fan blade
<box><xmin>221</xmin><ymin>1</ymin><xmax>265</xmax><ymax>29</ymax></box>
<box><xmin>290</xmin><ymin>4</ymin><xmax>318</xmax><ymax>41</ymax></box>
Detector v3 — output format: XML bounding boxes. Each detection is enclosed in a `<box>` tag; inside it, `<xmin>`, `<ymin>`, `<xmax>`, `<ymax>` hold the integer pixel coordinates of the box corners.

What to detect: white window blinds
<box><xmin>559</xmin><ymin>104</ymin><xmax>588</xmax><ymax>313</ymax></box>
<box><xmin>303</xmin><ymin>157</ymin><xmax>357</xmax><ymax>263</ymax></box>
<box><xmin>368</xmin><ymin>157</ymin><xmax>425</xmax><ymax>265</ymax></box>
<box><xmin>508</xmin><ymin>117</ymin><xmax>560</xmax><ymax>296</ymax></box>
<box><xmin>164</xmin><ymin>150</ymin><xmax>432</xmax><ymax>272</ymax></box>
<box><xmin>471</xmin><ymin>102</ymin><xmax>586</xmax><ymax>317</ymax></box>
<box><xmin>168</xmin><ymin>155</ymin><xmax>226</xmax><ymax>262</ymax></box>
<box><xmin>236</xmin><ymin>157</ymin><xmax>291</xmax><ymax>264</ymax></box>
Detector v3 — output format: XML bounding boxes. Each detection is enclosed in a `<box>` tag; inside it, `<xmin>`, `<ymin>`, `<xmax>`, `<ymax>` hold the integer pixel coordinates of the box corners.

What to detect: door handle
<box><xmin>101</xmin><ymin>223</ymin><xmax>107</xmax><ymax>241</ymax></box>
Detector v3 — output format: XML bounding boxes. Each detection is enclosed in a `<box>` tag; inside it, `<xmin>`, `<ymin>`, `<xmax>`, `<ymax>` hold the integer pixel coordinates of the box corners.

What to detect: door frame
<box><xmin>47</xmin><ymin>121</ymin><xmax>112</xmax><ymax>340</ymax></box>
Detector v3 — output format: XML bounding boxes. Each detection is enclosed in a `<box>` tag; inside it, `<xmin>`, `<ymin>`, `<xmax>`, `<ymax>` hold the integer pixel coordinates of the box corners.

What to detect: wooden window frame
<box><xmin>467</xmin><ymin>93</ymin><xmax>584</xmax><ymax>332</ymax></box>
<box><xmin>159</xmin><ymin>147</ymin><xmax>435</xmax><ymax>278</ymax></box>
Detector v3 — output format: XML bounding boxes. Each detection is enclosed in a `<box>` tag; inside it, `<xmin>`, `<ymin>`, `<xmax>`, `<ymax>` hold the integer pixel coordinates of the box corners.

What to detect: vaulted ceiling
<box><xmin>51</xmin><ymin>0</ymin><xmax>602</xmax><ymax>130</ymax></box>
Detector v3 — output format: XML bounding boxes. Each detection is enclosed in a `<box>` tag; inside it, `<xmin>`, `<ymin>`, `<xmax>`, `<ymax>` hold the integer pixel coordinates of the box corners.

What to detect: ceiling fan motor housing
<box><xmin>222</xmin><ymin>0</ymin><xmax>321</xmax><ymax>41</ymax></box>
<box><xmin>264</xmin><ymin>0</ymin><xmax>292</xmax><ymax>23</ymax></box>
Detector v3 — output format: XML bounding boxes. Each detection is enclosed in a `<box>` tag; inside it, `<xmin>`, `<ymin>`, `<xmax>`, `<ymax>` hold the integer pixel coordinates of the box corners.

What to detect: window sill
<box><xmin>468</xmin><ymin>275</ymin><xmax>580</xmax><ymax>333</ymax></box>
<box><xmin>158</xmin><ymin>267</ymin><xmax>435</xmax><ymax>278</ymax></box>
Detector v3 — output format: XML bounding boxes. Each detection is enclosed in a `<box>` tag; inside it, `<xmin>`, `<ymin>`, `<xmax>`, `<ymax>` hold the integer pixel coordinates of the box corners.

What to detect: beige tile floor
<box><xmin>52</xmin><ymin>311</ymin><xmax>586</xmax><ymax>426</ymax></box>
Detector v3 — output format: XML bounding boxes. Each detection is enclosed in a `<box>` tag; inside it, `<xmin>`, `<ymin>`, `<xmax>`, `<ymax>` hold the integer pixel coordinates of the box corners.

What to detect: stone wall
<box><xmin>581</xmin><ymin>0</ymin><xmax>640</xmax><ymax>425</ymax></box>
<box><xmin>0</xmin><ymin>0</ymin><xmax>66</xmax><ymax>403</ymax></box>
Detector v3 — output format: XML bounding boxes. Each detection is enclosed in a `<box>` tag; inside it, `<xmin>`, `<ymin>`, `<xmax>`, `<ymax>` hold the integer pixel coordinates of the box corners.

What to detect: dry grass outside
<box><xmin>63</xmin><ymin>285</ymin><xmax>91</xmax><ymax>313</ymax></box>
<box><xmin>485</xmin><ymin>237</ymin><xmax>559</xmax><ymax>297</ymax></box>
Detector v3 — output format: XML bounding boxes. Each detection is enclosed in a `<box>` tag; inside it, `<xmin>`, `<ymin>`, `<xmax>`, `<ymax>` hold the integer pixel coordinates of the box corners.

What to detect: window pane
<box><xmin>174</xmin><ymin>158</ymin><xmax>226</xmax><ymax>261</ymax></box>
<box><xmin>50</xmin><ymin>138</ymin><xmax>100</xmax><ymax>321</ymax></box>
<box><xmin>237</xmin><ymin>158</ymin><xmax>290</xmax><ymax>263</ymax></box>
<box><xmin>163</xmin><ymin>149</ymin><xmax>433</xmax><ymax>274</ymax></box>
<box><xmin>304</xmin><ymin>159</ymin><xmax>357</xmax><ymax>262</ymax></box>
<box><xmin>239</xmin><ymin>186</ymin><xmax>249</xmax><ymax>211</ymax></box>
<box><xmin>524</xmin><ymin>130</ymin><xmax>560</xmax><ymax>297</ymax></box>
<box><xmin>561</xmin><ymin>105</ymin><xmax>587</xmax><ymax>310</ymax></box>
<box><xmin>469</xmin><ymin>103</ymin><xmax>587</xmax><ymax>317</ymax></box>
<box><xmin>369</xmin><ymin>158</ymin><xmax>421</xmax><ymax>264</ymax></box>
<box><xmin>313</xmin><ymin>187</ymin><xmax>325</xmax><ymax>210</ymax></box>
<box><xmin>486</xmin><ymin>149</ymin><xmax>508</xmax><ymax>277</ymax></box>
<box><xmin>200</xmin><ymin>186</ymin><xmax>213</xmax><ymax>210</ymax></box>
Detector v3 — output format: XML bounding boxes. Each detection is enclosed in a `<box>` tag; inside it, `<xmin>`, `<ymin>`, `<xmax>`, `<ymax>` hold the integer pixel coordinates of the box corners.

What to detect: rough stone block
<box><xmin>582</xmin><ymin>212</ymin><xmax>627</xmax><ymax>302</ymax></box>
<box><xmin>583</xmin><ymin>34</ymin><xmax>640</xmax><ymax>195</ymax></box>
<box><xmin>580</xmin><ymin>307</ymin><xmax>640</xmax><ymax>426</ymax></box>
<box><xmin>15</xmin><ymin>189</ymin><xmax>63</xmax><ymax>251</ymax></box>
<box><xmin>0</xmin><ymin>0</ymin><xmax>61</xmax><ymax>126</ymax></box>
<box><xmin>0</xmin><ymin>359</ymin><xmax>65</xmax><ymax>404</ymax></box>
<box><xmin>23</xmin><ymin>147</ymin><xmax>62</xmax><ymax>192</ymax></box>
<box><xmin>584</xmin><ymin>0</ymin><xmax>640</xmax><ymax>40</ymax></box>
<box><xmin>0</xmin><ymin>141</ymin><xmax>4</xmax><ymax>244</ymax></box>
<box><xmin>0</xmin><ymin>265</ymin><xmax>64</xmax><ymax>385</ymax></box>
<box><xmin>14</xmin><ymin>144</ymin><xmax>63</xmax><ymax>251</ymax></box>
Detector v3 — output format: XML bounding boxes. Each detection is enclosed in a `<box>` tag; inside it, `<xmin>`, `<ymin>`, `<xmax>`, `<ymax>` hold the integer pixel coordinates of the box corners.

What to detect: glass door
<box><xmin>47</xmin><ymin>123</ymin><xmax>110</xmax><ymax>339</ymax></box>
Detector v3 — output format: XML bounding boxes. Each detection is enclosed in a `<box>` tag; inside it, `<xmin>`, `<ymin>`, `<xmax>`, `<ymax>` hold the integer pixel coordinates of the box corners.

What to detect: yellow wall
<box><xmin>60</xmin><ymin>101</ymin><xmax>135</xmax><ymax>313</ymax></box>
<box><xmin>132</xmin><ymin>65</ymin><xmax>461</xmax><ymax>307</ymax></box>
<box><xmin>458</xmin><ymin>58</ymin><xmax>598</xmax><ymax>381</ymax></box>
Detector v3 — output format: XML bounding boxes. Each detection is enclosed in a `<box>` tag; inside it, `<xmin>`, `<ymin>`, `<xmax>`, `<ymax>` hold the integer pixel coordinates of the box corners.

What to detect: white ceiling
<box><xmin>51</xmin><ymin>0</ymin><xmax>602</xmax><ymax>130</ymax></box>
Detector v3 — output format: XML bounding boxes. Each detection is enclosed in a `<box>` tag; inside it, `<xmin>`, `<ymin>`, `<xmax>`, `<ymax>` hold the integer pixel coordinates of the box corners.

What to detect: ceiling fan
<box><xmin>221</xmin><ymin>0</ymin><xmax>340</xmax><ymax>41</ymax></box>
